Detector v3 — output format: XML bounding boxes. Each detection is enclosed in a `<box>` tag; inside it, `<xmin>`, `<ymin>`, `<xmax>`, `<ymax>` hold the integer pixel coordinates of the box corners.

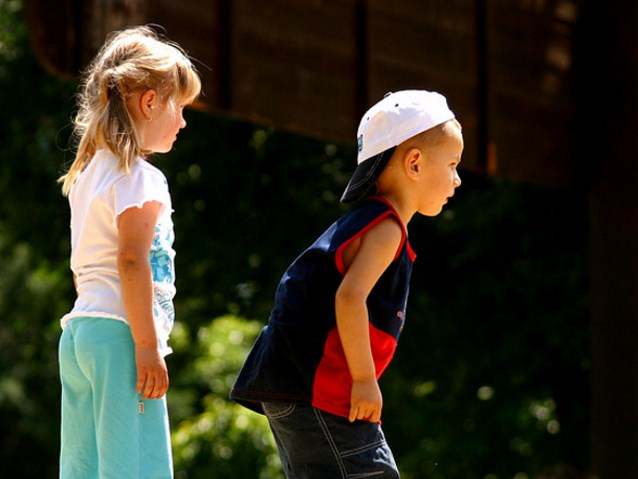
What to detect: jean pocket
<box><xmin>262</xmin><ymin>401</ymin><xmax>296</xmax><ymax>420</ymax></box>
<box><xmin>317</xmin><ymin>414</ymin><xmax>399</xmax><ymax>478</ymax></box>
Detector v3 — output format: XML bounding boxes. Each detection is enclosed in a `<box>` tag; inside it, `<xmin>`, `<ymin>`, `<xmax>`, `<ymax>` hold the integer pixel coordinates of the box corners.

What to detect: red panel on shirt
<box><xmin>311</xmin><ymin>323</ymin><xmax>397</xmax><ymax>419</ymax></box>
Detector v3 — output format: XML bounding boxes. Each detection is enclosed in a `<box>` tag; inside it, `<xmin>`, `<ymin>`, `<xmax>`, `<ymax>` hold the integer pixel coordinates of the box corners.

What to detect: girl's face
<box><xmin>417</xmin><ymin>125</ymin><xmax>463</xmax><ymax>217</ymax></box>
<box><xmin>141</xmin><ymin>97</ymin><xmax>187</xmax><ymax>153</ymax></box>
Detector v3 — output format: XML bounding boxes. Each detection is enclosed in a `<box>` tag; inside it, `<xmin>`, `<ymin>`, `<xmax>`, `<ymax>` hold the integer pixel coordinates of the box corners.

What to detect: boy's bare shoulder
<box><xmin>365</xmin><ymin>215</ymin><xmax>404</xmax><ymax>244</ymax></box>
<box><xmin>347</xmin><ymin>216</ymin><xmax>404</xmax><ymax>266</ymax></box>
<box><xmin>340</xmin><ymin>215</ymin><xmax>405</xmax><ymax>290</ymax></box>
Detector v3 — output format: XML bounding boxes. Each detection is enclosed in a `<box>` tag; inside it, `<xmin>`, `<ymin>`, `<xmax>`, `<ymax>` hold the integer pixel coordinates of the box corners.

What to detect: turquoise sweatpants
<box><xmin>59</xmin><ymin>316</ymin><xmax>173</xmax><ymax>479</ymax></box>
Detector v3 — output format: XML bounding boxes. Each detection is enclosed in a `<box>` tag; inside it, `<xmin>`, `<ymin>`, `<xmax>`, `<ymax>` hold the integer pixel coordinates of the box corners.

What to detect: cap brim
<box><xmin>340</xmin><ymin>147</ymin><xmax>396</xmax><ymax>204</ymax></box>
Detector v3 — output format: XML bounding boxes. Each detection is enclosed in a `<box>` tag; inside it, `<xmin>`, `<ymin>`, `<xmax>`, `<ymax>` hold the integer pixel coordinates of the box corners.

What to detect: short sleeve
<box><xmin>113</xmin><ymin>161</ymin><xmax>172</xmax><ymax>225</ymax></box>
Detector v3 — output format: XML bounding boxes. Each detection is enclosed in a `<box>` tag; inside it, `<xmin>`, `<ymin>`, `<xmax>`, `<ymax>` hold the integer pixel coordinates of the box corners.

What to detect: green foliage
<box><xmin>0</xmin><ymin>1</ymin><xmax>591</xmax><ymax>478</ymax></box>
<box><xmin>169</xmin><ymin>316</ymin><xmax>282</xmax><ymax>478</ymax></box>
<box><xmin>381</xmin><ymin>177</ymin><xmax>589</xmax><ymax>478</ymax></box>
<box><xmin>159</xmin><ymin>111</ymin><xmax>351</xmax><ymax>322</ymax></box>
<box><xmin>162</xmin><ymin>109</ymin><xmax>590</xmax><ymax>478</ymax></box>
<box><xmin>0</xmin><ymin>2</ymin><xmax>76</xmax><ymax>477</ymax></box>
<box><xmin>0</xmin><ymin>231</ymin><xmax>73</xmax><ymax>478</ymax></box>
<box><xmin>0</xmin><ymin>1</ymin><xmax>76</xmax><ymax>262</ymax></box>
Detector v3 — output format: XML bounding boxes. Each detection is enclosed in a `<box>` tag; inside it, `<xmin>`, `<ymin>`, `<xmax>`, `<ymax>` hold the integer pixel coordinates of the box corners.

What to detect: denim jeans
<box><xmin>263</xmin><ymin>402</ymin><xmax>400</xmax><ymax>479</ymax></box>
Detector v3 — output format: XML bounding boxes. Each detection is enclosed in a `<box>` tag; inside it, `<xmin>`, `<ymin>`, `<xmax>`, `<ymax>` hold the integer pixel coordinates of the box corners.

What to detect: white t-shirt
<box><xmin>61</xmin><ymin>149</ymin><xmax>176</xmax><ymax>355</ymax></box>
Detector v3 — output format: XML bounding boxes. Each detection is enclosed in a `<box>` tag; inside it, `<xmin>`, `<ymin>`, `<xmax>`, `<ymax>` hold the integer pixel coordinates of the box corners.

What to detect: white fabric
<box><xmin>61</xmin><ymin>149</ymin><xmax>176</xmax><ymax>355</ymax></box>
<box><xmin>356</xmin><ymin>90</ymin><xmax>455</xmax><ymax>165</ymax></box>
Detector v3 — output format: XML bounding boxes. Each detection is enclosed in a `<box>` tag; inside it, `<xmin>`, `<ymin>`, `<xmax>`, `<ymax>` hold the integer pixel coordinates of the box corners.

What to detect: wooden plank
<box><xmin>487</xmin><ymin>0</ymin><xmax>578</xmax><ymax>187</ymax></box>
<box><xmin>144</xmin><ymin>1</ymin><xmax>222</xmax><ymax>110</ymax></box>
<box><xmin>24</xmin><ymin>0</ymin><xmax>580</xmax><ymax>185</ymax></box>
<box><xmin>24</xmin><ymin>0</ymin><xmax>79</xmax><ymax>76</ymax></box>
<box><xmin>581</xmin><ymin>0</ymin><xmax>638</xmax><ymax>476</ymax></box>
<box><xmin>366</xmin><ymin>0</ymin><xmax>481</xmax><ymax>172</ymax></box>
<box><xmin>80</xmin><ymin>0</ymin><xmax>147</xmax><ymax>59</ymax></box>
<box><xmin>229</xmin><ymin>0</ymin><xmax>360</xmax><ymax>141</ymax></box>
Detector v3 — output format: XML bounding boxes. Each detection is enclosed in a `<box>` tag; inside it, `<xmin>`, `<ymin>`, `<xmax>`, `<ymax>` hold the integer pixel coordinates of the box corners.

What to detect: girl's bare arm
<box><xmin>117</xmin><ymin>201</ymin><xmax>168</xmax><ymax>399</ymax></box>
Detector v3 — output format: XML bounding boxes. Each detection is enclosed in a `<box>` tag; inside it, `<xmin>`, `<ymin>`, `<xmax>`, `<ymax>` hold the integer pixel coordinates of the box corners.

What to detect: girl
<box><xmin>57</xmin><ymin>25</ymin><xmax>201</xmax><ymax>478</ymax></box>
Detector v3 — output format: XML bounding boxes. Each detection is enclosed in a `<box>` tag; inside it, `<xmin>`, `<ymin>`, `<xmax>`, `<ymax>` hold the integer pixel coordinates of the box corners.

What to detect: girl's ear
<box><xmin>139</xmin><ymin>89</ymin><xmax>157</xmax><ymax>120</ymax></box>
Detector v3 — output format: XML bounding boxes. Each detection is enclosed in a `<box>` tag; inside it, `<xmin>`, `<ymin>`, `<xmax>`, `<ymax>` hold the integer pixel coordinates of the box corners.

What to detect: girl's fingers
<box><xmin>137</xmin><ymin>370</ymin><xmax>146</xmax><ymax>394</ymax></box>
<box><xmin>139</xmin><ymin>371</ymin><xmax>169</xmax><ymax>398</ymax></box>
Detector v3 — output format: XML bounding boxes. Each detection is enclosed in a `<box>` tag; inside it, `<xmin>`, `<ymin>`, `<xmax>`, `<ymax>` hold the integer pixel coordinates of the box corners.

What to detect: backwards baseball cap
<box><xmin>340</xmin><ymin>89</ymin><xmax>455</xmax><ymax>203</ymax></box>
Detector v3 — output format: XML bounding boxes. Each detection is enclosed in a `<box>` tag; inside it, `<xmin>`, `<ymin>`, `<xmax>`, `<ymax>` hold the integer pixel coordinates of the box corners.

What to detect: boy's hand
<box><xmin>349</xmin><ymin>378</ymin><xmax>383</xmax><ymax>423</ymax></box>
<box><xmin>135</xmin><ymin>345</ymin><xmax>169</xmax><ymax>399</ymax></box>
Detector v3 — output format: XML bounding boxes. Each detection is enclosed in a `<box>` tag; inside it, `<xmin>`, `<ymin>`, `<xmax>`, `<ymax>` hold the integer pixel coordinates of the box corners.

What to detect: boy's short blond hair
<box><xmin>407</xmin><ymin>118</ymin><xmax>462</xmax><ymax>150</ymax></box>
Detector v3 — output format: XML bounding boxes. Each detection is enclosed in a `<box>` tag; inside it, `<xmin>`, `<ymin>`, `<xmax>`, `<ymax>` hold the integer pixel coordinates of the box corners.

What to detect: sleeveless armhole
<box><xmin>334</xmin><ymin>209</ymin><xmax>407</xmax><ymax>275</ymax></box>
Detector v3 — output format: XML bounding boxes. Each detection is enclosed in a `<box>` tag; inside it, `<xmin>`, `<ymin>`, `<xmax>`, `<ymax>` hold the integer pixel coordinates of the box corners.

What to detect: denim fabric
<box><xmin>263</xmin><ymin>402</ymin><xmax>400</xmax><ymax>479</ymax></box>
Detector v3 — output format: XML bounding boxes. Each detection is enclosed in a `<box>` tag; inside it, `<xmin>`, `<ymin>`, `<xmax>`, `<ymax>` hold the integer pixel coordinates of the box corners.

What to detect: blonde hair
<box><xmin>411</xmin><ymin>118</ymin><xmax>462</xmax><ymax>148</ymax></box>
<box><xmin>59</xmin><ymin>25</ymin><xmax>201</xmax><ymax>196</ymax></box>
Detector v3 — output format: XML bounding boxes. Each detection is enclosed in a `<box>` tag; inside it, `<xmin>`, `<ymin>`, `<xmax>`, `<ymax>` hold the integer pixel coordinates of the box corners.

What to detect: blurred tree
<box><xmin>0</xmin><ymin>1</ymin><xmax>75</xmax><ymax>477</ymax></box>
<box><xmin>169</xmin><ymin>315</ymin><xmax>282</xmax><ymax>478</ymax></box>
<box><xmin>0</xmin><ymin>1</ymin><xmax>591</xmax><ymax>478</ymax></box>
<box><xmin>163</xmin><ymin>108</ymin><xmax>590</xmax><ymax>478</ymax></box>
<box><xmin>0</xmin><ymin>232</ymin><xmax>71</xmax><ymax>478</ymax></box>
<box><xmin>382</xmin><ymin>178</ymin><xmax>589</xmax><ymax>478</ymax></box>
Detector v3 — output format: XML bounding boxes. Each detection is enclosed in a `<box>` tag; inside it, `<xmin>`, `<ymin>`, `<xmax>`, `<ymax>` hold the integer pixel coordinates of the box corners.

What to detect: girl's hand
<box><xmin>135</xmin><ymin>345</ymin><xmax>169</xmax><ymax>399</ymax></box>
<box><xmin>349</xmin><ymin>378</ymin><xmax>383</xmax><ymax>423</ymax></box>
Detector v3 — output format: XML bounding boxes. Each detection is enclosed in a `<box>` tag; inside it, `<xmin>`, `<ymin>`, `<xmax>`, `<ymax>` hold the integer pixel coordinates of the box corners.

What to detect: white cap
<box><xmin>341</xmin><ymin>90</ymin><xmax>455</xmax><ymax>203</ymax></box>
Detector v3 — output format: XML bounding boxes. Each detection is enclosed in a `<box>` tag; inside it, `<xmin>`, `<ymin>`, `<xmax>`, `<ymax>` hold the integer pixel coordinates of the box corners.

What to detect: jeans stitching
<box><xmin>340</xmin><ymin>438</ymin><xmax>388</xmax><ymax>458</ymax></box>
<box><xmin>349</xmin><ymin>472</ymin><xmax>386</xmax><ymax>478</ymax></box>
<box><xmin>263</xmin><ymin>402</ymin><xmax>296</xmax><ymax>420</ymax></box>
<box><xmin>314</xmin><ymin>408</ymin><xmax>348</xmax><ymax>479</ymax></box>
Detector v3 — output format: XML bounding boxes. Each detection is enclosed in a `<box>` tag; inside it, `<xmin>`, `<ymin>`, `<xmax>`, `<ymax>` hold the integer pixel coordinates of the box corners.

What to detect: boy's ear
<box><xmin>405</xmin><ymin>147</ymin><xmax>422</xmax><ymax>179</ymax></box>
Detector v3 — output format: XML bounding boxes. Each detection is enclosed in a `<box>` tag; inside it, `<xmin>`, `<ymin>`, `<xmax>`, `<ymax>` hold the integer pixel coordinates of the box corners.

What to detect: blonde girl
<box><xmin>58</xmin><ymin>25</ymin><xmax>200</xmax><ymax>478</ymax></box>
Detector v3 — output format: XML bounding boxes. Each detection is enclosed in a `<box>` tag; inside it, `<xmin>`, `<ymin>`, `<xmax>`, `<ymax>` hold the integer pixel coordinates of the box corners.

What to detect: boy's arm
<box><xmin>117</xmin><ymin>201</ymin><xmax>169</xmax><ymax>399</ymax></box>
<box><xmin>335</xmin><ymin>216</ymin><xmax>404</xmax><ymax>423</ymax></box>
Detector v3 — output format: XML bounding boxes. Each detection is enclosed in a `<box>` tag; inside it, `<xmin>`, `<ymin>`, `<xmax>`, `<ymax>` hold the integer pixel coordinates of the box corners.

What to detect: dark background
<box><xmin>3</xmin><ymin>0</ymin><xmax>637</xmax><ymax>477</ymax></box>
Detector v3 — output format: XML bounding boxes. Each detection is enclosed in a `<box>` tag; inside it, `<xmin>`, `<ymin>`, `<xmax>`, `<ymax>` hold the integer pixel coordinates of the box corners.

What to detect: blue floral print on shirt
<box><xmin>150</xmin><ymin>223</ymin><xmax>176</xmax><ymax>329</ymax></box>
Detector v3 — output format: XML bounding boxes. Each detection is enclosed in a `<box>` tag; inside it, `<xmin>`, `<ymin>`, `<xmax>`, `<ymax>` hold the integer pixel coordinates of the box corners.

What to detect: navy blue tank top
<box><xmin>230</xmin><ymin>197</ymin><xmax>416</xmax><ymax>418</ymax></box>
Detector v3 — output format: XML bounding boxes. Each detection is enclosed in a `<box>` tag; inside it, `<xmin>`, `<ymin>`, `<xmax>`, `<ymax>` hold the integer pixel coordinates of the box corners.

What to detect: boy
<box><xmin>230</xmin><ymin>90</ymin><xmax>463</xmax><ymax>478</ymax></box>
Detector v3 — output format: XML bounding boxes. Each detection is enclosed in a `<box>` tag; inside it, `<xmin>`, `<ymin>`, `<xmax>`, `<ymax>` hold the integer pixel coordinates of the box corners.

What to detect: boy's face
<box><xmin>417</xmin><ymin>124</ymin><xmax>463</xmax><ymax>217</ymax></box>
